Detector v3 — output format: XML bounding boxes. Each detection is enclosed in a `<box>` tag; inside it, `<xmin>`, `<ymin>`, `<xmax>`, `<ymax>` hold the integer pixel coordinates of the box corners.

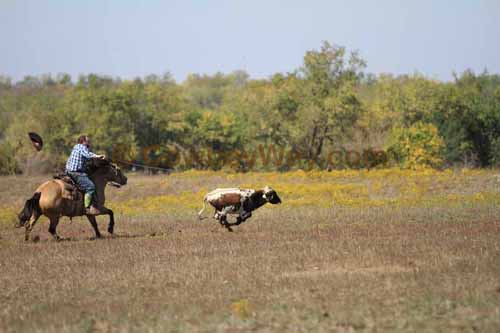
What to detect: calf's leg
<box><xmin>220</xmin><ymin>216</ymin><xmax>234</xmax><ymax>232</ymax></box>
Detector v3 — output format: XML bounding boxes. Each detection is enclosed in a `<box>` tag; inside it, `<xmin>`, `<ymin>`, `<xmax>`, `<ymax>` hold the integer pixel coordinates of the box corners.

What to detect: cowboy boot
<box><xmin>85</xmin><ymin>205</ymin><xmax>101</xmax><ymax>215</ymax></box>
<box><xmin>84</xmin><ymin>193</ymin><xmax>100</xmax><ymax>215</ymax></box>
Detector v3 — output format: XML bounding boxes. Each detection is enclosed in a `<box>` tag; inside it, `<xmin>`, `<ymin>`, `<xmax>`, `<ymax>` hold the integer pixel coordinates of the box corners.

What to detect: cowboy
<box><xmin>65</xmin><ymin>135</ymin><xmax>105</xmax><ymax>215</ymax></box>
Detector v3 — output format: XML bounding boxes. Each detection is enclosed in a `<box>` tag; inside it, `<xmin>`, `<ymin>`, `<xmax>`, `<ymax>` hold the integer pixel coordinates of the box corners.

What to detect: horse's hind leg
<box><xmin>48</xmin><ymin>216</ymin><xmax>61</xmax><ymax>241</ymax></box>
<box><xmin>107</xmin><ymin>210</ymin><xmax>114</xmax><ymax>234</ymax></box>
<box><xmin>86</xmin><ymin>215</ymin><xmax>102</xmax><ymax>239</ymax></box>
<box><xmin>24</xmin><ymin>213</ymin><xmax>41</xmax><ymax>241</ymax></box>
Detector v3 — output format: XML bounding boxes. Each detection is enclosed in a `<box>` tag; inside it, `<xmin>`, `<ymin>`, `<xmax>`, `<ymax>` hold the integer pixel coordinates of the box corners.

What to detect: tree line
<box><xmin>1</xmin><ymin>41</ymin><xmax>499</xmax><ymax>174</ymax></box>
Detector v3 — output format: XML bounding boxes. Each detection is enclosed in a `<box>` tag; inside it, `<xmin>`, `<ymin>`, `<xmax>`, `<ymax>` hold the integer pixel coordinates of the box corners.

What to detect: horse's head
<box><xmin>87</xmin><ymin>158</ymin><xmax>127</xmax><ymax>187</ymax></box>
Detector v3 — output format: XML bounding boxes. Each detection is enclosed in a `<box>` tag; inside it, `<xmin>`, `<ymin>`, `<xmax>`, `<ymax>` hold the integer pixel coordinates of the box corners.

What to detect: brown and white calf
<box><xmin>198</xmin><ymin>186</ymin><xmax>281</xmax><ymax>231</ymax></box>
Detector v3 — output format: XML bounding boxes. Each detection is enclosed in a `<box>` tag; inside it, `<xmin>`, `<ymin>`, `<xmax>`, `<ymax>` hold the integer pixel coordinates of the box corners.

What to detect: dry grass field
<box><xmin>1</xmin><ymin>169</ymin><xmax>500</xmax><ymax>332</ymax></box>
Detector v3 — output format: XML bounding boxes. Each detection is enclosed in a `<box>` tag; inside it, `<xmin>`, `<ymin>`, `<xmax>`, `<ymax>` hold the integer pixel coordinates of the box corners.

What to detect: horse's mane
<box><xmin>85</xmin><ymin>158</ymin><xmax>112</xmax><ymax>175</ymax></box>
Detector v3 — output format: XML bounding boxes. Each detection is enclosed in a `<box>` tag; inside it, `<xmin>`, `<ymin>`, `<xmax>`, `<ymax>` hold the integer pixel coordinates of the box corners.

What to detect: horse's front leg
<box><xmin>85</xmin><ymin>215</ymin><xmax>102</xmax><ymax>239</ymax></box>
<box><xmin>101</xmin><ymin>207</ymin><xmax>115</xmax><ymax>234</ymax></box>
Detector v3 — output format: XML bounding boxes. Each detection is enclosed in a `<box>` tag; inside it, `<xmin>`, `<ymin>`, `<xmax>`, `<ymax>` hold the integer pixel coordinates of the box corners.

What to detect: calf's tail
<box><xmin>17</xmin><ymin>192</ymin><xmax>41</xmax><ymax>228</ymax></box>
<box><xmin>197</xmin><ymin>197</ymin><xmax>208</xmax><ymax>220</ymax></box>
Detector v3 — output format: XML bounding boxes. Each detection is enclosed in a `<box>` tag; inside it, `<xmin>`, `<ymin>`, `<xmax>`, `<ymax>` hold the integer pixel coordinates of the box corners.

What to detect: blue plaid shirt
<box><xmin>66</xmin><ymin>144</ymin><xmax>98</xmax><ymax>172</ymax></box>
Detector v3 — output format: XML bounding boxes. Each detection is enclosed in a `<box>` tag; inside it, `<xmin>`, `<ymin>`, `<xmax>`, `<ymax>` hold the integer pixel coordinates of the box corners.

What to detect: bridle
<box><xmin>106</xmin><ymin>163</ymin><xmax>124</xmax><ymax>188</ymax></box>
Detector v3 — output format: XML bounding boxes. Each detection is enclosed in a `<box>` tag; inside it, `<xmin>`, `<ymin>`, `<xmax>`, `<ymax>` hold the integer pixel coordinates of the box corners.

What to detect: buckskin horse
<box><xmin>17</xmin><ymin>158</ymin><xmax>127</xmax><ymax>241</ymax></box>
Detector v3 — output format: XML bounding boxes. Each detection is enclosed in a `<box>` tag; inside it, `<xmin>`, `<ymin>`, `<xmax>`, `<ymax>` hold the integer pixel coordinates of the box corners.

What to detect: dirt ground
<box><xmin>1</xmin><ymin>170</ymin><xmax>499</xmax><ymax>332</ymax></box>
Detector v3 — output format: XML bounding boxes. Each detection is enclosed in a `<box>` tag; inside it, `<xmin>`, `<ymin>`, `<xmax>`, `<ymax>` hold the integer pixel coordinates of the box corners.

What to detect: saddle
<box><xmin>53</xmin><ymin>173</ymin><xmax>83</xmax><ymax>201</ymax></box>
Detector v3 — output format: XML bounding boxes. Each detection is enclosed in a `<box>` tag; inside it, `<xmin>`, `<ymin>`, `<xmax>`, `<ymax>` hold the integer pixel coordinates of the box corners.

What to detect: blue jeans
<box><xmin>67</xmin><ymin>172</ymin><xmax>95</xmax><ymax>195</ymax></box>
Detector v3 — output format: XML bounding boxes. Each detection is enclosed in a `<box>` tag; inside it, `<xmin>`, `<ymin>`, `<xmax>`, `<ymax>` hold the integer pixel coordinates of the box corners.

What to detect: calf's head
<box><xmin>263</xmin><ymin>186</ymin><xmax>282</xmax><ymax>204</ymax></box>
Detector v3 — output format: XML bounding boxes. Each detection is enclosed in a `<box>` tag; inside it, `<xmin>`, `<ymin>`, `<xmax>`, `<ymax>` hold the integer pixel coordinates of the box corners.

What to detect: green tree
<box><xmin>294</xmin><ymin>41</ymin><xmax>365</xmax><ymax>159</ymax></box>
<box><xmin>432</xmin><ymin>71</ymin><xmax>500</xmax><ymax>166</ymax></box>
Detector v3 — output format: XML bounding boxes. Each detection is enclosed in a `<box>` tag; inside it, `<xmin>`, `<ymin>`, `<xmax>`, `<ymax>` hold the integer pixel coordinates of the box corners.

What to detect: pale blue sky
<box><xmin>1</xmin><ymin>0</ymin><xmax>499</xmax><ymax>82</ymax></box>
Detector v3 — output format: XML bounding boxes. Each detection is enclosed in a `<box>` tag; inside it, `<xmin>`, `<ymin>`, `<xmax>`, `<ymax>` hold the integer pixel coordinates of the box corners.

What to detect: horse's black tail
<box><xmin>17</xmin><ymin>192</ymin><xmax>41</xmax><ymax>228</ymax></box>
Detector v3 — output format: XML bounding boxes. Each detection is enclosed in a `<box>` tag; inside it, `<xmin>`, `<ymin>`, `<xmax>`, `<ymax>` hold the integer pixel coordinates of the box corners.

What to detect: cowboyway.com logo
<box><xmin>110</xmin><ymin>144</ymin><xmax>390</xmax><ymax>171</ymax></box>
